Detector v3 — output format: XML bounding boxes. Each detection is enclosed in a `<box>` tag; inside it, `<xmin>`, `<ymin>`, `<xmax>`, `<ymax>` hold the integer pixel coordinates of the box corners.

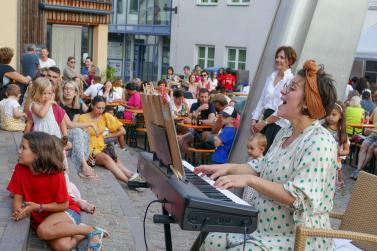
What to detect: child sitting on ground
<box><xmin>242</xmin><ymin>133</ymin><xmax>267</xmax><ymax>206</ymax></box>
<box><xmin>0</xmin><ymin>84</ymin><xmax>27</xmax><ymax>131</ymax></box>
<box><xmin>7</xmin><ymin>132</ymin><xmax>108</xmax><ymax>250</ymax></box>
<box><xmin>211</xmin><ymin>106</ymin><xmax>237</xmax><ymax>164</ymax></box>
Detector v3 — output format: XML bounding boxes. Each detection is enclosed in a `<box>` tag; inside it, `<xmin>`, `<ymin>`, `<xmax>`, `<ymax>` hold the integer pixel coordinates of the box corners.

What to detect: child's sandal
<box><xmin>86</xmin><ymin>227</ymin><xmax>109</xmax><ymax>251</ymax></box>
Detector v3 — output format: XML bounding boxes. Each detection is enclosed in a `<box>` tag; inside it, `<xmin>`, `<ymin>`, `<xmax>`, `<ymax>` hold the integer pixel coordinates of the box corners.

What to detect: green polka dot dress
<box><xmin>201</xmin><ymin>121</ymin><xmax>337</xmax><ymax>251</ymax></box>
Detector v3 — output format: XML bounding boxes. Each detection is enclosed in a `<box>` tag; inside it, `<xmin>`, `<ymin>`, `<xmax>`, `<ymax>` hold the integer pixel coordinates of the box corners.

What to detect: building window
<box><xmin>197</xmin><ymin>0</ymin><xmax>218</xmax><ymax>5</ymax></box>
<box><xmin>365</xmin><ymin>61</ymin><xmax>377</xmax><ymax>83</ymax></box>
<box><xmin>226</xmin><ymin>47</ymin><xmax>246</xmax><ymax>70</ymax></box>
<box><xmin>228</xmin><ymin>0</ymin><xmax>250</xmax><ymax>5</ymax></box>
<box><xmin>117</xmin><ymin>0</ymin><xmax>124</xmax><ymax>14</ymax></box>
<box><xmin>197</xmin><ymin>46</ymin><xmax>215</xmax><ymax>69</ymax></box>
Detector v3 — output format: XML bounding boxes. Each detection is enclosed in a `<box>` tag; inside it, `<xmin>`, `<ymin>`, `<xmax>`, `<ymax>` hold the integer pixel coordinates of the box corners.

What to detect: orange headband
<box><xmin>303</xmin><ymin>60</ymin><xmax>326</xmax><ymax>119</ymax></box>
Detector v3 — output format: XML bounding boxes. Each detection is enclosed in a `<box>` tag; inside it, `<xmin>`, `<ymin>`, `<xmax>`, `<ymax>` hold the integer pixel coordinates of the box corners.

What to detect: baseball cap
<box><xmin>362</xmin><ymin>89</ymin><xmax>371</xmax><ymax>99</ymax></box>
<box><xmin>220</xmin><ymin>106</ymin><xmax>237</xmax><ymax>118</ymax></box>
<box><xmin>126</xmin><ymin>83</ymin><xmax>136</xmax><ymax>91</ymax></box>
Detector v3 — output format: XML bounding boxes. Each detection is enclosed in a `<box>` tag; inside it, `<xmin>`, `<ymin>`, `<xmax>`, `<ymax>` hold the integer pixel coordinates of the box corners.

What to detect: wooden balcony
<box><xmin>20</xmin><ymin>0</ymin><xmax>113</xmax><ymax>55</ymax></box>
<box><xmin>40</xmin><ymin>0</ymin><xmax>113</xmax><ymax>25</ymax></box>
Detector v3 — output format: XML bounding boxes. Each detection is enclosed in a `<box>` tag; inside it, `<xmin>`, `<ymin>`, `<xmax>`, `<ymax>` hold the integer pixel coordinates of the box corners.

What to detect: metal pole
<box><xmin>162</xmin><ymin>206</ymin><xmax>173</xmax><ymax>251</ymax></box>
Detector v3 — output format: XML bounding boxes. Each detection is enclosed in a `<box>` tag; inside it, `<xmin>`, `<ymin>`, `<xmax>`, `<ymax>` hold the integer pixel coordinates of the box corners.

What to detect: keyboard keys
<box><xmin>184</xmin><ymin>167</ymin><xmax>232</xmax><ymax>202</ymax></box>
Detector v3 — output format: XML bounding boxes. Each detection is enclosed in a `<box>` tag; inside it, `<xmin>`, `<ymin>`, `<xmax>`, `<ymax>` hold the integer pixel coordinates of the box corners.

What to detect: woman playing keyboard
<box><xmin>195</xmin><ymin>60</ymin><xmax>338</xmax><ymax>251</ymax></box>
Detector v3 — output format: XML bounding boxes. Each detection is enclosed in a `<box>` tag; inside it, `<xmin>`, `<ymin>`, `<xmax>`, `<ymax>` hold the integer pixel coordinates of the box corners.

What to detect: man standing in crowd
<box><xmin>39</xmin><ymin>48</ymin><xmax>56</xmax><ymax>68</ymax></box>
<box><xmin>81</xmin><ymin>57</ymin><xmax>100</xmax><ymax>77</ymax></box>
<box><xmin>222</xmin><ymin>68</ymin><xmax>236</xmax><ymax>91</ymax></box>
<box><xmin>20</xmin><ymin>44</ymin><xmax>39</xmax><ymax>79</ymax></box>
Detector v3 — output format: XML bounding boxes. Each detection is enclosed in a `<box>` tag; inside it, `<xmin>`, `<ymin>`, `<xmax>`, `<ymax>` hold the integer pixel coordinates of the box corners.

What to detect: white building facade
<box><xmin>170</xmin><ymin>0</ymin><xmax>280</xmax><ymax>81</ymax></box>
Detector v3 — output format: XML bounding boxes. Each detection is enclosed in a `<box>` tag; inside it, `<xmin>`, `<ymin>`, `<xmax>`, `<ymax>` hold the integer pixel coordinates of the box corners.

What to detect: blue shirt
<box><xmin>20</xmin><ymin>53</ymin><xmax>39</xmax><ymax>78</ymax></box>
<box><xmin>81</xmin><ymin>66</ymin><xmax>100</xmax><ymax>76</ymax></box>
<box><xmin>361</xmin><ymin>99</ymin><xmax>376</xmax><ymax>115</ymax></box>
<box><xmin>212</xmin><ymin>126</ymin><xmax>236</xmax><ymax>164</ymax></box>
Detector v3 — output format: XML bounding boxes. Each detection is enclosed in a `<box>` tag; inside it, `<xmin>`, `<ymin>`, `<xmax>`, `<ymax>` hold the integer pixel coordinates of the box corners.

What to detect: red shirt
<box><xmin>222</xmin><ymin>74</ymin><xmax>236</xmax><ymax>90</ymax></box>
<box><xmin>233</xmin><ymin>113</ymin><xmax>241</xmax><ymax>128</ymax></box>
<box><xmin>7</xmin><ymin>164</ymin><xmax>80</xmax><ymax>229</ymax></box>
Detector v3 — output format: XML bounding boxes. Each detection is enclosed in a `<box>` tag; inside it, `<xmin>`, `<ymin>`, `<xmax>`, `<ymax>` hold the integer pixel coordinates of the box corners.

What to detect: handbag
<box><xmin>102</xmin><ymin>143</ymin><xmax>118</xmax><ymax>161</ymax></box>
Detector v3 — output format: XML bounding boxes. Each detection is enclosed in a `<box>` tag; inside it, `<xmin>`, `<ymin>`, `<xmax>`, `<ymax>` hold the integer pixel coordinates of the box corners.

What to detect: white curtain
<box><xmin>51</xmin><ymin>25</ymin><xmax>82</xmax><ymax>72</ymax></box>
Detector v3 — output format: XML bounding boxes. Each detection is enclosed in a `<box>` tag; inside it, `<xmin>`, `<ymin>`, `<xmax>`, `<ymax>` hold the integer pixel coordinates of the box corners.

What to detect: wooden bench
<box><xmin>119</xmin><ymin>119</ymin><xmax>137</xmax><ymax>146</ymax></box>
<box><xmin>135</xmin><ymin>127</ymin><xmax>149</xmax><ymax>151</ymax></box>
<box><xmin>119</xmin><ymin>119</ymin><xmax>135</xmax><ymax>126</ymax></box>
<box><xmin>186</xmin><ymin>147</ymin><xmax>215</xmax><ymax>165</ymax></box>
<box><xmin>0</xmin><ymin>132</ymin><xmax>30</xmax><ymax>251</ymax></box>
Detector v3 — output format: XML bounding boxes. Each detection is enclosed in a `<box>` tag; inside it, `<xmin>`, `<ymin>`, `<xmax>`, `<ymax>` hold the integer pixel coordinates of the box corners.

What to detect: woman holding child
<box><xmin>196</xmin><ymin>60</ymin><xmax>338</xmax><ymax>251</ymax></box>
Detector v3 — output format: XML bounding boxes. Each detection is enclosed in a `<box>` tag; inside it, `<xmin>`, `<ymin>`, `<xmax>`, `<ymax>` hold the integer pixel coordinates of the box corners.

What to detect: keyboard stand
<box><xmin>190</xmin><ymin>231</ymin><xmax>209</xmax><ymax>251</ymax></box>
<box><xmin>162</xmin><ymin>206</ymin><xmax>173</xmax><ymax>251</ymax></box>
<box><xmin>152</xmin><ymin>203</ymin><xmax>175</xmax><ymax>251</ymax></box>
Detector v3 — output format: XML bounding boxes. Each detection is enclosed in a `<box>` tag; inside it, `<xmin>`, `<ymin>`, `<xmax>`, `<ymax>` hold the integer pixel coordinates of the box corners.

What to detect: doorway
<box><xmin>133</xmin><ymin>35</ymin><xmax>159</xmax><ymax>81</ymax></box>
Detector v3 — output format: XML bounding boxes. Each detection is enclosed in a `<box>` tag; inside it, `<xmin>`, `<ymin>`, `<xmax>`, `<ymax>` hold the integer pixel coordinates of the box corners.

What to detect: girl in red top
<box><xmin>7</xmin><ymin>132</ymin><xmax>108</xmax><ymax>251</ymax></box>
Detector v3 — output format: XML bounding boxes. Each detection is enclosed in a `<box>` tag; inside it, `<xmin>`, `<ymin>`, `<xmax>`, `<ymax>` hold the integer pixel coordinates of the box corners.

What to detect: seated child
<box><xmin>0</xmin><ymin>84</ymin><xmax>26</xmax><ymax>131</ymax></box>
<box><xmin>211</xmin><ymin>106</ymin><xmax>237</xmax><ymax>164</ymax></box>
<box><xmin>242</xmin><ymin>133</ymin><xmax>267</xmax><ymax>206</ymax></box>
<box><xmin>7</xmin><ymin>132</ymin><xmax>108</xmax><ymax>250</ymax></box>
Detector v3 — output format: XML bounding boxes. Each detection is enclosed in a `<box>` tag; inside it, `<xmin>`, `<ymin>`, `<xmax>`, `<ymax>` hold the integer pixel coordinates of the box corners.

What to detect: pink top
<box><xmin>124</xmin><ymin>92</ymin><xmax>142</xmax><ymax>120</ymax></box>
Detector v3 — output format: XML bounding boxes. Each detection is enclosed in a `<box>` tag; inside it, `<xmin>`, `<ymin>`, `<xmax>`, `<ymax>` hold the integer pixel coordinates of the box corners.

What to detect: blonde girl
<box><xmin>29</xmin><ymin>77</ymin><xmax>65</xmax><ymax>138</ymax></box>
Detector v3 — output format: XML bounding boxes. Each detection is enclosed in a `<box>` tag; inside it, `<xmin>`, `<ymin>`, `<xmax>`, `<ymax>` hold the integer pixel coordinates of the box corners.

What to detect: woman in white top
<box><xmin>112</xmin><ymin>79</ymin><xmax>125</xmax><ymax>100</ymax></box>
<box><xmin>251</xmin><ymin>46</ymin><xmax>297</xmax><ymax>151</ymax></box>
<box><xmin>209</xmin><ymin>71</ymin><xmax>218</xmax><ymax>91</ymax></box>
<box><xmin>97</xmin><ymin>80</ymin><xmax>122</xmax><ymax>103</ymax></box>
<box><xmin>172</xmin><ymin>89</ymin><xmax>189</xmax><ymax>117</ymax></box>
<box><xmin>188</xmin><ymin>74</ymin><xmax>200</xmax><ymax>98</ymax></box>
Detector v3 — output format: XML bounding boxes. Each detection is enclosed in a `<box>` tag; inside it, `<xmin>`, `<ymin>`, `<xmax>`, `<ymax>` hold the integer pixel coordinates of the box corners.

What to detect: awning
<box><xmin>356</xmin><ymin>23</ymin><xmax>377</xmax><ymax>60</ymax></box>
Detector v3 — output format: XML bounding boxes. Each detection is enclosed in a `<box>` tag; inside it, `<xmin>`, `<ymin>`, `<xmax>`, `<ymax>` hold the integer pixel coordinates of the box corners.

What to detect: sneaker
<box><xmin>350</xmin><ymin>169</ymin><xmax>359</xmax><ymax>180</ymax></box>
<box><xmin>120</xmin><ymin>147</ymin><xmax>128</xmax><ymax>151</ymax></box>
<box><xmin>129</xmin><ymin>173</ymin><xmax>145</xmax><ymax>182</ymax></box>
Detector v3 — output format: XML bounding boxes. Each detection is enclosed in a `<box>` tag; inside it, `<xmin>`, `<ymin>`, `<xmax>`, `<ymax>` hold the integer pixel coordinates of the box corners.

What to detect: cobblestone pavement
<box><xmin>0</xmin><ymin>131</ymin><xmax>360</xmax><ymax>251</ymax></box>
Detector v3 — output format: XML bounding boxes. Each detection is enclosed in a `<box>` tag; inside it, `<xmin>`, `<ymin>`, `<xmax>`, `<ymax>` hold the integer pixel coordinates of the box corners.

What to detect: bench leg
<box><xmin>143</xmin><ymin>134</ymin><xmax>147</xmax><ymax>151</ymax></box>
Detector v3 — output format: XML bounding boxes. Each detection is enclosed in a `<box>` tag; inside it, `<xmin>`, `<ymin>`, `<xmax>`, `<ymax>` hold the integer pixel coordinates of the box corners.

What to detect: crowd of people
<box><xmin>0</xmin><ymin>42</ymin><xmax>371</xmax><ymax>251</ymax></box>
<box><xmin>0</xmin><ymin>46</ymin><xmax>145</xmax><ymax>250</ymax></box>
